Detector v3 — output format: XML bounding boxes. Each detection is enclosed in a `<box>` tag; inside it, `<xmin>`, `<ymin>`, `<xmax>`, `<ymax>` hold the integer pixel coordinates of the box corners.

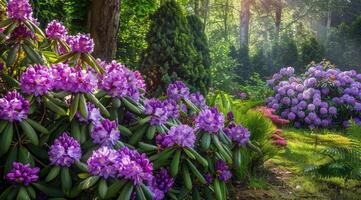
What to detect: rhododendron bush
<box><xmin>0</xmin><ymin>1</ymin><xmax>257</xmax><ymax>199</ymax></box>
<box><xmin>267</xmin><ymin>63</ymin><xmax>361</xmax><ymax>129</ymax></box>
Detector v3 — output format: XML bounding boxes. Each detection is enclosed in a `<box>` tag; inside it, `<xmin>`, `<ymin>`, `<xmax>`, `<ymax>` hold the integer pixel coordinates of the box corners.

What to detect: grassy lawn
<box><xmin>269</xmin><ymin>128</ymin><xmax>361</xmax><ymax>200</ymax></box>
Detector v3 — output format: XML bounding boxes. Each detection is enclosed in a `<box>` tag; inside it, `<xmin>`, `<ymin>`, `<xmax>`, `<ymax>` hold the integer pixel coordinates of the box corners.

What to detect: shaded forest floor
<box><xmin>231</xmin><ymin>128</ymin><xmax>361</xmax><ymax>200</ymax></box>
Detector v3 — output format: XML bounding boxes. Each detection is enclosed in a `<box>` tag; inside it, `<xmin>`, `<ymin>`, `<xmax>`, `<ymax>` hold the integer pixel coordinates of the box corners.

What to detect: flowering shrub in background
<box><xmin>267</xmin><ymin>64</ymin><xmax>361</xmax><ymax>129</ymax></box>
<box><xmin>0</xmin><ymin>1</ymin><xmax>259</xmax><ymax>199</ymax></box>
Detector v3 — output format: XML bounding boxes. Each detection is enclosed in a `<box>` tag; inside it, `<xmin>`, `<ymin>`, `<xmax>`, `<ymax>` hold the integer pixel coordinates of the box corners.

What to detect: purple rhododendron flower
<box><xmin>7</xmin><ymin>0</ymin><xmax>33</xmax><ymax>20</ymax></box>
<box><xmin>163</xmin><ymin>99</ymin><xmax>179</xmax><ymax>119</ymax></box>
<box><xmin>215</xmin><ymin>160</ymin><xmax>232</xmax><ymax>182</ymax></box>
<box><xmin>49</xmin><ymin>133</ymin><xmax>81</xmax><ymax>167</ymax></box>
<box><xmin>8</xmin><ymin>25</ymin><xmax>36</xmax><ymax>40</ymax></box>
<box><xmin>167</xmin><ymin>81</ymin><xmax>190</xmax><ymax>101</ymax></box>
<box><xmin>144</xmin><ymin>98</ymin><xmax>168</xmax><ymax>125</ymax></box>
<box><xmin>87</xmin><ymin>146</ymin><xmax>119</xmax><ymax>179</ymax></box>
<box><xmin>76</xmin><ymin>102</ymin><xmax>102</xmax><ymax>123</ymax></box>
<box><xmin>98</xmin><ymin>61</ymin><xmax>143</xmax><ymax>101</ymax></box>
<box><xmin>149</xmin><ymin>168</ymin><xmax>174</xmax><ymax>200</ymax></box>
<box><xmin>189</xmin><ymin>92</ymin><xmax>207</xmax><ymax>109</ymax></box>
<box><xmin>116</xmin><ymin>147</ymin><xmax>153</xmax><ymax>185</ymax></box>
<box><xmin>46</xmin><ymin>20</ymin><xmax>68</xmax><ymax>40</ymax></box>
<box><xmin>223</xmin><ymin>123</ymin><xmax>250</xmax><ymax>146</ymax></box>
<box><xmin>91</xmin><ymin>119</ymin><xmax>120</xmax><ymax>147</ymax></box>
<box><xmin>6</xmin><ymin>162</ymin><xmax>39</xmax><ymax>185</ymax></box>
<box><xmin>156</xmin><ymin>124</ymin><xmax>195</xmax><ymax>148</ymax></box>
<box><xmin>0</xmin><ymin>91</ymin><xmax>29</xmax><ymax>122</ymax></box>
<box><xmin>20</xmin><ymin>64</ymin><xmax>53</xmax><ymax>96</ymax></box>
<box><xmin>195</xmin><ymin>108</ymin><xmax>224</xmax><ymax>133</ymax></box>
<box><xmin>51</xmin><ymin>64</ymin><xmax>98</xmax><ymax>93</ymax></box>
<box><xmin>67</xmin><ymin>33</ymin><xmax>94</xmax><ymax>53</ymax></box>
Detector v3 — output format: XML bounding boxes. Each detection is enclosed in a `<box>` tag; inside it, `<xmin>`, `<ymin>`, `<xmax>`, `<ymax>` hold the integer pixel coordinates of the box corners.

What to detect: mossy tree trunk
<box><xmin>87</xmin><ymin>0</ymin><xmax>121</xmax><ymax>61</ymax></box>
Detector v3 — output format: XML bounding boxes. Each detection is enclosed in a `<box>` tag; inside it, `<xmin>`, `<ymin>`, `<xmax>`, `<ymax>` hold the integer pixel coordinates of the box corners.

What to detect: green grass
<box><xmin>270</xmin><ymin>128</ymin><xmax>361</xmax><ymax>200</ymax></box>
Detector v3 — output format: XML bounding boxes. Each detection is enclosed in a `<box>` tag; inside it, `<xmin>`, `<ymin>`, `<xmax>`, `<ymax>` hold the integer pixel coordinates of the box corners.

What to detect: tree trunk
<box><xmin>202</xmin><ymin>0</ymin><xmax>210</xmax><ymax>31</ymax></box>
<box><xmin>194</xmin><ymin>0</ymin><xmax>200</xmax><ymax>16</ymax></box>
<box><xmin>274</xmin><ymin>0</ymin><xmax>282</xmax><ymax>43</ymax></box>
<box><xmin>240</xmin><ymin>0</ymin><xmax>251</xmax><ymax>49</ymax></box>
<box><xmin>87</xmin><ymin>0</ymin><xmax>120</xmax><ymax>61</ymax></box>
<box><xmin>325</xmin><ymin>5</ymin><xmax>332</xmax><ymax>46</ymax></box>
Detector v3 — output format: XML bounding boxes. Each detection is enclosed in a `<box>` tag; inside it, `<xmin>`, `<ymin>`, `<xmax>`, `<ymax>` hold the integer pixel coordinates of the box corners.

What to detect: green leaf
<box><xmin>46</xmin><ymin>166</ymin><xmax>61</xmax><ymax>182</ymax></box>
<box><xmin>129</xmin><ymin>125</ymin><xmax>148</xmax><ymax>146</ymax></box>
<box><xmin>0</xmin><ymin>123</ymin><xmax>13</xmax><ymax>154</ymax></box>
<box><xmin>118</xmin><ymin>125</ymin><xmax>133</xmax><ymax>137</ymax></box>
<box><xmin>61</xmin><ymin>167</ymin><xmax>72</xmax><ymax>194</ymax></box>
<box><xmin>138</xmin><ymin>142</ymin><xmax>158</xmax><ymax>152</ymax></box>
<box><xmin>0</xmin><ymin>120</ymin><xmax>8</xmax><ymax>134</ymax></box>
<box><xmin>26</xmin><ymin>186</ymin><xmax>36</xmax><ymax>199</ymax></box>
<box><xmin>149</xmin><ymin>148</ymin><xmax>176</xmax><ymax>162</ymax></box>
<box><xmin>20</xmin><ymin>120</ymin><xmax>39</xmax><ymax>146</ymax></box>
<box><xmin>6</xmin><ymin>44</ymin><xmax>19</xmax><ymax>67</ymax></box>
<box><xmin>55</xmin><ymin>52</ymin><xmax>75</xmax><ymax>63</ymax></box>
<box><xmin>118</xmin><ymin>182</ymin><xmax>134</xmax><ymax>200</ymax></box>
<box><xmin>0</xmin><ymin>72</ymin><xmax>19</xmax><ymax>88</ymax></box>
<box><xmin>212</xmin><ymin>135</ymin><xmax>232</xmax><ymax>164</ymax></box>
<box><xmin>186</xmin><ymin>159</ymin><xmax>206</xmax><ymax>184</ymax></box>
<box><xmin>69</xmin><ymin>94</ymin><xmax>80</xmax><ymax>121</ymax></box>
<box><xmin>98</xmin><ymin>179</ymin><xmax>108</xmax><ymax>199</ymax></box>
<box><xmin>18</xmin><ymin>147</ymin><xmax>34</xmax><ymax>166</ymax></box>
<box><xmin>45</xmin><ymin>97</ymin><xmax>67</xmax><ymax>116</ymax></box>
<box><xmin>140</xmin><ymin>184</ymin><xmax>153</xmax><ymax>200</ymax></box>
<box><xmin>25</xmin><ymin>118</ymin><xmax>49</xmax><ymax>134</ymax></box>
<box><xmin>121</xmin><ymin>97</ymin><xmax>143</xmax><ymax>115</ymax></box>
<box><xmin>234</xmin><ymin>148</ymin><xmax>242</xmax><ymax>168</ymax></box>
<box><xmin>182</xmin><ymin>164</ymin><xmax>192</xmax><ymax>190</ymax></box>
<box><xmin>136</xmin><ymin>186</ymin><xmax>146</xmax><ymax>200</ymax></box>
<box><xmin>106</xmin><ymin>179</ymin><xmax>127</xmax><ymax>199</ymax></box>
<box><xmin>213</xmin><ymin>179</ymin><xmax>223</xmax><ymax>200</ymax></box>
<box><xmin>0</xmin><ymin>19</ymin><xmax>13</xmax><ymax>28</ymax></box>
<box><xmin>22</xmin><ymin>43</ymin><xmax>43</xmax><ymax>64</ymax></box>
<box><xmin>32</xmin><ymin>182</ymin><xmax>64</xmax><ymax>197</ymax></box>
<box><xmin>201</xmin><ymin>133</ymin><xmax>211</xmax><ymax>150</ymax></box>
<box><xmin>184</xmin><ymin>147</ymin><xmax>208</xmax><ymax>167</ymax></box>
<box><xmin>85</xmin><ymin>93</ymin><xmax>110</xmax><ymax>118</ymax></box>
<box><xmin>16</xmin><ymin>187</ymin><xmax>30</xmax><ymax>200</ymax></box>
<box><xmin>78</xmin><ymin>94</ymin><xmax>88</xmax><ymax>119</ymax></box>
<box><xmin>146</xmin><ymin>126</ymin><xmax>157</xmax><ymax>140</ymax></box>
<box><xmin>75</xmin><ymin>161</ymin><xmax>88</xmax><ymax>173</ymax></box>
<box><xmin>170</xmin><ymin>150</ymin><xmax>181</xmax><ymax>177</ymax></box>
<box><xmin>70</xmin><ymin>120</ymin><xmax>81</xmax><ymax>142</ymax></box>
<box><xmin>4</xmin><ymin>147</ymin><xmax>17</xmax><ymax>174</ymax></box>
<box><xmin>79</xmin><ymin>176</ymin><xmax>100</xmax><ymax>190</ymax></box>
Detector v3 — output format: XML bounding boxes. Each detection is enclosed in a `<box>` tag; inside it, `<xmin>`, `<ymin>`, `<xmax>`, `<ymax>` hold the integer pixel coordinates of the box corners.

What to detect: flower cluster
<box><xmin>46</xmin><ymin>20</ymin><xmax>68</xmax><ymax>40</ymax></box>
<box><xmin>195</xmin><ymin>108</ymin><xmax>225</xmax><ymax>133</ymax></box>
<box><xmin>0</xmin><ymin>91</ymin><xmax>29</xmax><ymax>122</ymax></box>
<box><xmin>189</xmin><ymin>92</ymin><xmax>207</xmax><ymax>109</ymax></box>
<box><xmin>76</xmin><ymin>102</ymin><xmax>102</xmax><ymax>123</ymax></box>
<box><xmin>87</xmin><ymin>146</ymin><xmax>153</xmax><ymax>184</ymax></box>
<box><xmin>167</xmin><ymin>81</ymin><xmax>190</xmax><ymax>101</ymax></box>
<box><xmin>48</xmin><ymin>133</ymin><xmax>82</xmax><ymax>167</ymax></box>
<box><xmin>87</xmin><ymin>146</ymin><xmax>119</xmax><ymax>179</ymax></box>
<box><xmin>267</xmin><ymin>64</ymin><xmax>361</xmax><ymax>128</ymax></box>
<box><xmin>6</xmin><ymin>162</ymin><xmax>39</xmax><ymax>185</ymax></box>
<box><xmin>144</xmin><ymin>98</ymin><xmax>168</xmax><ymax>125</ymax></box>
<box><xmin>223</xmin><ymin>123</ymin><xmax>250</xmax><ymax>146</ymax></box>
<box><xmin>156</xmin><ymin>124</ymin><xmax>195</xmax><ymax>148</ymax></box>
<box><xmin>215</xmin><ymin>160</ymin><xmax>232</xmax><ymax>182</ymax></box>
<box><xmin>20</xmin><ymin>64</ymin><xmax>53</xmax><ymax>96</ymax></box>
<box><xmin>98</xmin><ymin>61</ymin><xmax>145</xmax><ymax>101</ymax></box>
<box><xmin>116</xmin><ymin>147</ymin><xmax>153</xmax><ymax>185</ymax></box>
<box><xmin>66</xmin><ymin>33</ymin><xmax>94</xmax><ymax>53</ymax></box>
<box><xmin>52</xmin><ymin>63</ymin><xmax>98</xmax><ymax>93</ymax></box>
<box><xmin>91</xmin><ymin>119</ymin><xmax>120</xmax><ymax>146</ymax></box>
<box><xmin>7</xmin><ymin>0</ymin><xmax>33</xmax><ymax>20</ymax></box>
<box><xmin>163</xmin><ymin>99</ymin><xmax>179</xmax><ymax>119</ymax></box>
<box><xmin>8</xmin><ymin>25</ymin><xmax>36</xmax><ymax>41</ymax></box>
<box><xmin>149</xmin><ymin>168</ymin><xmax>174</xmax><ymax>200</ymax></box>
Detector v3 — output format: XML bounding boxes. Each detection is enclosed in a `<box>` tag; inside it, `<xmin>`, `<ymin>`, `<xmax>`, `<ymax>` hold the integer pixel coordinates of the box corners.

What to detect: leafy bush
<box><xmin>306</xmin><ymin>121</ymin><xmax>361</xmax><ymax>181</ymax></box>
<box><xmin>141</xmin><ymin>0</ymin><xmax>210</xmax><ymax>95</ymax></box>
<box><xmin>0</xmin><ymin>1</ymin><xmax>261</xmax><ymax>199</ymax></box>
<box><xmin>267</xmin><ymin>61</ymin><xmax>361</xmax><ymax>129</ymax></box>
<box><xmin>208</xmin><ymin>92</ymin><xmax>278</xmax><ymax>179</ymax></box>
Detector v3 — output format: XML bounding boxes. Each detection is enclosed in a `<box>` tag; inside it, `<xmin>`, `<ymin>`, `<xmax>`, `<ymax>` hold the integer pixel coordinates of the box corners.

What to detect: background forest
<box><xmin>28</xmin><ymin>0</ymin><xmax>361</xmax><ymax>94</ymax></box>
